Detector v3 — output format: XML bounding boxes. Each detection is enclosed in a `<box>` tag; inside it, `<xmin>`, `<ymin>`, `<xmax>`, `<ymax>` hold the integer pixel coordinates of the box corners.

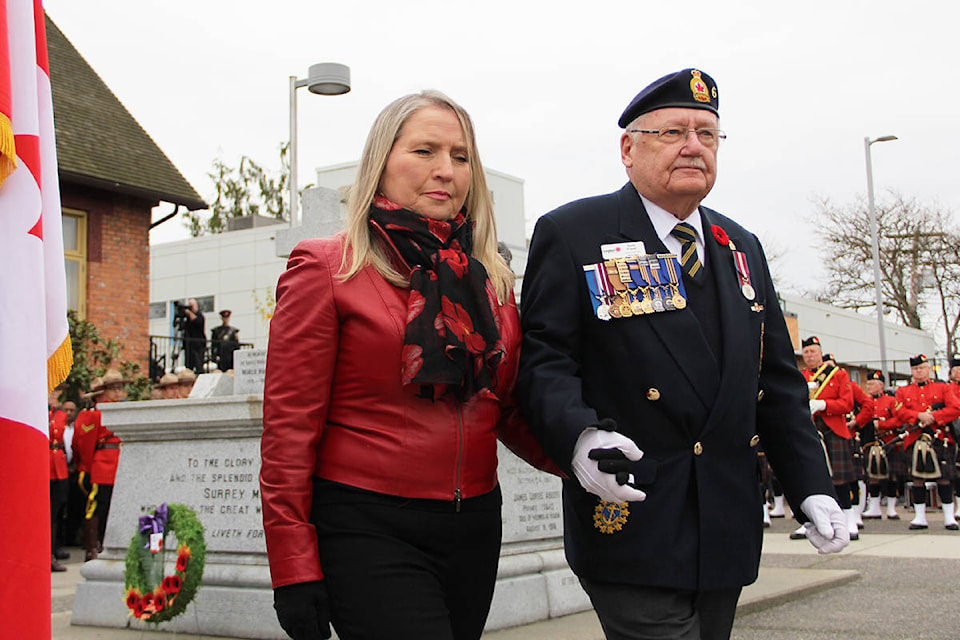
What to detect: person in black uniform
<box><xmin>211</xmin><ymin>309</ymin><xmax>240</xmax><ymax>372</ymax></box>
<box><xmin>517</xmin><ymin>68</ymin><xmax>848</xmax><ymax>640</ymax></box>
<box><xmin>182</xmin><ymin>298</ymin><xmax>206</xmax><ymax>374</ymax></box>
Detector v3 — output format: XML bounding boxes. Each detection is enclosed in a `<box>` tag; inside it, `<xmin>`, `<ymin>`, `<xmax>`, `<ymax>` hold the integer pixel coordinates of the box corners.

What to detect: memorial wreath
<box><xmin>123</xmin><ymin>502</ymin><xmax>206</xmax><ymax>624</ymax></box>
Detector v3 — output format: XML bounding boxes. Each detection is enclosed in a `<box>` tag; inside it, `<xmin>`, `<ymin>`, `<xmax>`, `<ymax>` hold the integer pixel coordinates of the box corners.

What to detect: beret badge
<box><xmin>690</xmin><ymin>70</ymin><xmax>711</xmax><ymax>104</ymax></box>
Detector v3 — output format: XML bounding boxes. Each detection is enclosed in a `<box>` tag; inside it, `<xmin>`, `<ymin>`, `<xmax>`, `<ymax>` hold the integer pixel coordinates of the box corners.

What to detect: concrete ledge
<box><xmin>737</xmin><ymin>567</ymin><xmax>860</xmax><ymax>615</ymax></box>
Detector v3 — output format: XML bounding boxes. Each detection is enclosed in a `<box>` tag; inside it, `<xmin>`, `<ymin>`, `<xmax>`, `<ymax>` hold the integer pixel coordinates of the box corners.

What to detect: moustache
<box><xmin>673</xmin><ymin>159</ymin><xmax>707</xmax><ymax>171</ymax></box>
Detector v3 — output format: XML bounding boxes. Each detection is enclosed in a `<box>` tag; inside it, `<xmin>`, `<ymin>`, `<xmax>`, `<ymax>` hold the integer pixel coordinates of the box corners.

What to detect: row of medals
<box><xmin>599</xmin><ymin>255</ymin><xmax>685</xmax><ymax>321</ymax></box>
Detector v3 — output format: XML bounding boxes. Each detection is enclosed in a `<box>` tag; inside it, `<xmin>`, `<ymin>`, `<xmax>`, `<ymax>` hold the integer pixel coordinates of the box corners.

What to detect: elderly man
<box><xmin>895</xmin><ymin>354</ymin><xmax>960</xmax><ymax>530</ymax></box>
<box><xmin>518</xmin><ymin>68</ymin><xmax>847</xmax><ymax>640</ymax></box>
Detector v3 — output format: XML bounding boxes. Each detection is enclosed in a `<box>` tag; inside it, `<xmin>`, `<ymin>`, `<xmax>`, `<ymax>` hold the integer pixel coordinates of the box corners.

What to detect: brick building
<box><xmin>47</xmin><ymin>14</ymin><xmax>205</xmax><ymax>370</ymax></box>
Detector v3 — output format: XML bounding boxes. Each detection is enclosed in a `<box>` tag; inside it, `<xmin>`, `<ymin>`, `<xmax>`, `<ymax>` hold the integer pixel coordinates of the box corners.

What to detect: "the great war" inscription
<box><xmin>113</xmin><ymin>440</ymin><xmax>265</xmax><ymax>554</ymax></box>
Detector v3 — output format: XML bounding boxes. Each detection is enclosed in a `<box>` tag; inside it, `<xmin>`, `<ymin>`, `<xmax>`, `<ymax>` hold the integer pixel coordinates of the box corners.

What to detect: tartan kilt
<box><xmin>885</xmin><ymin>444</ymin><xmax>910</xmax><ymax>478</ymax></box>
<box><xmin>821</xmin><ymin>427</ymin><xmax>856</xmax><ymax>483</ymax></box>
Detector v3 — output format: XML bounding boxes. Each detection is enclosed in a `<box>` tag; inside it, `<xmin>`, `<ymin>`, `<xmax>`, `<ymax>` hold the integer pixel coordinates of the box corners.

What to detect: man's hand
<box><xmin>273</xmin><ymin>580</ymin><xmax>331</xmax><ymax>640</ymax></box>
<box><xmin>809</xmin><ymin>399</ymin><xmax>827</xmax><ymax>415</ymax></box>
<box><xmin>800</xmin><ymin>494</ymin><xmax>850</xmax><ymax>554</ymax></box>
<box><xmin>571</xmin><ymin>420</ymin><xmax>647</xmax><ymax>503</ymax></box>
<box><xmin>917</xmin><ymin>411</ymin><xmax>936</xmax><ymax>427</ymax></box>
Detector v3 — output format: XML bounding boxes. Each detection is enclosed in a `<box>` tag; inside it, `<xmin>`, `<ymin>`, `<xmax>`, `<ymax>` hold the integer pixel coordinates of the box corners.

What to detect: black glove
<box><xmin>587</xmin><ymin>418</ymin><xmax>657</xmax><ymax>487</ymax></box>
<box><xmin>273</xmin><ymin>580</ymin><xmax>331</xmax><ymax>640</ymax></box>
<box><xmin>588</xmin><ymin>447</ymin><xmax>657</xmax><ymax>487</ymax></box>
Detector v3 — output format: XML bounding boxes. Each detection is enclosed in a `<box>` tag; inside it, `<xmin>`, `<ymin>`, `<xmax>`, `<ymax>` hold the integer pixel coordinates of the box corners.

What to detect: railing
<box><xmin>149</xmin><ymin>335</ymin><xmax>254</xmax><ymax>381</ymax></box>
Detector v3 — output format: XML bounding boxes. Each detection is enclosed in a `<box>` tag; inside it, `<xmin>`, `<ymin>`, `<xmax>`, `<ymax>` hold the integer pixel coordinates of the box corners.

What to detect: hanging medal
<box><xmin>732</xmin><ymin>249</ymin><xmax>755</xmax><ymax>300</ymax></box>
<box><xmin>616</xmin><ymin>258</ymin><xmax>646</xmax><ymax>316</ymax></box>
<box><xmin>646</xmin><ymin>257</ymin><xmax>667</xmax><ymax>312</ymax></box>
<box><xmin>583</xmin><ymin>263</ymin><xmax>612</xmax><ymax>321</ymax></box>
<box><xmin>711</xmin><ymin>223</ymin><xmax>756</xmax><ymax>302</ymax></box>
<box><xmin>661</xmin><ymin>254</ymin><xmax>687</xmax><ymax>310</ymax></box>
<box><xmin>629</xmin><ymin>257</ymin><xmax>656</xmax><ymax>315</ymax></box>
<box><xmin>605</xmin><ymin>259</ymin><xmax>634</xmax><ymax>317</ymax></box>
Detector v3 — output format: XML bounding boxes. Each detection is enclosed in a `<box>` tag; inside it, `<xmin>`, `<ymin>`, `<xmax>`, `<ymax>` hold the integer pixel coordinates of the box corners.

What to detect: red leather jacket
<box><xmin>261</xmin><ymin>234</ymin><xmax>559</xmax><ymax>589</ymax></box>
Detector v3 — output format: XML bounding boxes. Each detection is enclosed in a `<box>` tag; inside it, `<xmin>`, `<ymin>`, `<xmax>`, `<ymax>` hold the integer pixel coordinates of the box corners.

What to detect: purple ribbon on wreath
<box><xmin>139</xmin><ymin>502</ymin><xmax>168</xmax><ymax>550</ymax></box>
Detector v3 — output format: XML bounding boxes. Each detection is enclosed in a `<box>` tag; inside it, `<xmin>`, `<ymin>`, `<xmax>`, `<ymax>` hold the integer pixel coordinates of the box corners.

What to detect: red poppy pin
<box><xmin>711</xmin><ymin>224</ymin><xmax>730</xmax><ymax>248</ymax></box>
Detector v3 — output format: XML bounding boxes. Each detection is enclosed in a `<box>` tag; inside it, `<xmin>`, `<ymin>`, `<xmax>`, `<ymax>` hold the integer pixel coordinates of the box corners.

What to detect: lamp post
<box><xmin>289</xmin><ymin>63</ymin><xmax>351</xmax><ymax>227</ymax></box>
<box><xmin>864</xmin><ymin>134</ymin><xmax>897</xmax><ymax>378</ymax></box>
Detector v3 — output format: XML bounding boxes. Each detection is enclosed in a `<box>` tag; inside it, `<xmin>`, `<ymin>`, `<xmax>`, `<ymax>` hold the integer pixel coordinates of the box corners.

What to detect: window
<box><xmin>62</xmin><ymin>209</ymin><xmax>87</xmax><ymax>318</ymax></box>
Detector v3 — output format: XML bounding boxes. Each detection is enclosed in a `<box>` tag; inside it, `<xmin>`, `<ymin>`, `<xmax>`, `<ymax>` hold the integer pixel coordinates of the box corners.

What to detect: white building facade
<box><xmin>149</xmin><ymin>163</ymin><xmax>529</xmax><ymax>360</ymax></box>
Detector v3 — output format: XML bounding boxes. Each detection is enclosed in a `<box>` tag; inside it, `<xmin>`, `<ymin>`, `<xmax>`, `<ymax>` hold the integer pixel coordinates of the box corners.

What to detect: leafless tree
<box><xmin>810</xmin><ymin>191</ymin><xmax>960</xmax><ymax>359</ymax></box>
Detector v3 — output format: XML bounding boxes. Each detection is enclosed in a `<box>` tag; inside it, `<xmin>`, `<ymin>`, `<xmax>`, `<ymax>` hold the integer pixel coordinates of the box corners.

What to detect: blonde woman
<box><xmin>260</xmin><ymin>91</ymin><xmax>559</xmax><ymax>640</ymax></box>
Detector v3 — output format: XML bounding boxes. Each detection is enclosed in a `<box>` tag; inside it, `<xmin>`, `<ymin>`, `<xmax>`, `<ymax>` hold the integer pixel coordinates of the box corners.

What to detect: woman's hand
<box><xmin>273</xmin><ymin>580</ymin><xmax>331</xmax><ymax>640</ymax></box>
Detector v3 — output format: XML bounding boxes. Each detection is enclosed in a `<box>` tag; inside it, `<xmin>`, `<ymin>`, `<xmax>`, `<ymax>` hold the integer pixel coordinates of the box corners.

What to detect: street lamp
<box><xmin>289</xmin><ymin>63</ymin><xmax>351</xmax><ymax>226</ymax></box>
<box><xmin>864</xmin><ymin>134</ymin><xmax>898</xmax><ymax>378</ymax></box>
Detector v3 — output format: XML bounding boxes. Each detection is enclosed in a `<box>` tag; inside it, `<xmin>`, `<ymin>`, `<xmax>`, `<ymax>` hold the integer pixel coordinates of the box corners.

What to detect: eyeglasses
<box><xmin>628</xmin><ymin>127</ymin><xmax>727</xmax><ymax>147</ymax></box>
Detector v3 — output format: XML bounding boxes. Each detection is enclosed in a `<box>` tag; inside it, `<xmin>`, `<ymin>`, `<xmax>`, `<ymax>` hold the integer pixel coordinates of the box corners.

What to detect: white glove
<box><xmin>571</xmin><ymin>428</ymin><xmax>647</xmax><ymax>503</ymax></box>
<box><xmin>800</xmin><ymin>494</ymin><xmax>850</xmax><ymax>554</ymax></box>
<box><xmin>809</xmin><ymin>399</ymin><xmax>827</xmax><ymax>415</ymax></box>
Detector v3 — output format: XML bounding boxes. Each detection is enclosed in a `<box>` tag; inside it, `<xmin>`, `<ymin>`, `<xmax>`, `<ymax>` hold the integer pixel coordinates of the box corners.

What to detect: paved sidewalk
<box><xmin>53</xmin><ymin>508</ymin><xmax>960</xmax><ymax>639</ymax></box>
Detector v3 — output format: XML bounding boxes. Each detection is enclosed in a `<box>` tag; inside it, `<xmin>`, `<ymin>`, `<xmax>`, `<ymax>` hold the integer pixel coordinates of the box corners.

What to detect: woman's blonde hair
<box><xmin>340</xmin><ymin>90</ymin><xmax>514</xmax><ymax>302</ymax></box>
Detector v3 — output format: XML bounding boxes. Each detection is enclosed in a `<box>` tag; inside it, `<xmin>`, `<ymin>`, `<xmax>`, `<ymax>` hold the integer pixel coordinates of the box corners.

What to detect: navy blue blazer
<box><xmin>518</xmin><ymin>183</ymin><xmax>834</xmax><ymax>590</ymax></box>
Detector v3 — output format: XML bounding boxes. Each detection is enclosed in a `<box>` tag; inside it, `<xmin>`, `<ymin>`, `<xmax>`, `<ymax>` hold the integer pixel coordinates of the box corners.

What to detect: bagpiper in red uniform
<box><xmin>837</xmin><ymin>360</ymin><xmax>874</xmax><ymax>526</ymax></box>
<box><xmin>790</xmin><ymin>338</ymin><xmax>857</xmax><ymax>541</ymax></box>
<box><xmin>895</xmin><ymin>354</ymin><xmax>960</xmax><ymax>530</ymax></box>
<box><xmin>859</xmin><ymin>370</ymin><xmax>904</xmax><ymax>520</ymax></box>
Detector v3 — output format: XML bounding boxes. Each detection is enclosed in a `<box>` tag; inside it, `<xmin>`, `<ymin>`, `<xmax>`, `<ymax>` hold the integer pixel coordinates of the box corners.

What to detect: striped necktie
<box><xmin>670</xmin><ymin>222</ymin><xmax>703</xmax><ymax>282</ymax></box>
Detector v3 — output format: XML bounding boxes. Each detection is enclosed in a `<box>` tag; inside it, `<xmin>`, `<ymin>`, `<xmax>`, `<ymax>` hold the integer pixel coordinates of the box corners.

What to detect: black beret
<box><xmin>801</xmin><ymin>336</ymin><xmax>821</xmax><ymax>348</ymax></box>
<box><xmin>910</xmin><ymin>354</ymin><xmax>928</xmax><ymax>367</ymax></box>
<box><xmin>618</xmin><ymin>68</ymin><xmax>719</xmax><ymax>129</ymax></box>
<box><xmin>868</xmin><ymin>370</ymin><xmax>885</xmax><ymax>383</ymax></box>
<box><xmin>950</xmin><ymin>358</ymin><xmax>960</xmax><ymax>369</ymax></box>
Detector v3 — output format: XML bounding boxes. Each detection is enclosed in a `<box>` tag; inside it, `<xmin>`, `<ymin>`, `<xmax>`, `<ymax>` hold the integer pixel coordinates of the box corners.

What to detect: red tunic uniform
<box><xmin>872</xmin><ymin>394</ymin><xmax>902</xmax><ymax>444</ymax></box>
<box><xmin>48</xmin><ymin>409</ymin><xmax>69</xmax><ymax>481</ymax></box>
<box><xmin>895</xmin><ymin>381</ymin><xmax>960</xmax><ymax>448</ymax></box>
<box><xmin>803</xmin><ymin>365</ymin><xmax>854</xmax><ymax>439</ymax></box>
<box><xmin>72</xmin><ymin>408</ymin><xmax>99</xmax><ymax>475</ymax></box>
<box><xmin>850</xmin><ymin>384</ymin><xmax>876</xmax><ymax>433</ymax></box>
<box><xmin>90</xmin><ymin>420</ymin><xmax>121</xmax><ymax>486</ymax></box>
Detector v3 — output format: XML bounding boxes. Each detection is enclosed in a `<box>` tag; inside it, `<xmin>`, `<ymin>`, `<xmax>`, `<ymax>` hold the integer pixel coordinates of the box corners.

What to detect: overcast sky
<box><xmin>43</xmin><ymin>0</ymin><xmax>960</xmax><ymax>293</ymax></box>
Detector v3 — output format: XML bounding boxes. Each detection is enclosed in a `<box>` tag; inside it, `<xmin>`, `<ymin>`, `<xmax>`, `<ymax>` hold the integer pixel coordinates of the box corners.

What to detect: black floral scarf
<box><xmin>368</xmin><ymin>196</ymin><xmax>505</xmax><ymax>401</ymax></box>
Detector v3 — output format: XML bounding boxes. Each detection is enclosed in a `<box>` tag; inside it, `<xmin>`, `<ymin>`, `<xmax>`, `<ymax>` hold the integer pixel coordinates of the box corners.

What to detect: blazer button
<box><xmin>757</xmin><ymin>389</ymin><xmax>765</xmax><ymax>402</ymax></box>
<box><xmin>693</xmin><ymin>442</ymin><xmax>703</xmax><ymax>455</ymax></box>
<box><xmin>749</xmin><ymin>435</ymin><xmax>760</xmax><ymax>448</ymax></box>
<box><xmin>646</xmin><ymin>388</ymin><xmax>661</xmax><ymax>401</ymax></box>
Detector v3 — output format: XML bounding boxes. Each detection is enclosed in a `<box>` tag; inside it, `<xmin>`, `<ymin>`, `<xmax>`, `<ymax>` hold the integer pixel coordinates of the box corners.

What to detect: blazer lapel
<box><xmin>699</xmin><ymin>209</ymin><xmax>759</xmax><ymax>436</ymax></box>
<box><xmin>615</xmin><ymin>186</ymin><xmax>720</xmax><ymax>412</ymax></box>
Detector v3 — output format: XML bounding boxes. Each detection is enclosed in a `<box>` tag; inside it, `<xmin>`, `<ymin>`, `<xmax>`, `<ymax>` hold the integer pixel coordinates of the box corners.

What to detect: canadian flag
<box><xmin>0</xmin><ymin>1</ymin><xmax>73</xmax><ymax>637</ymax></box>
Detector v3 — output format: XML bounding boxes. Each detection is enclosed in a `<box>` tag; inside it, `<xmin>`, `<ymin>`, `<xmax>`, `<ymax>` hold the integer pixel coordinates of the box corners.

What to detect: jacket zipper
<box><xmin>454</xmin><ymin>402</ymin><xmax>463</xmax><ymax>512</ymax></box>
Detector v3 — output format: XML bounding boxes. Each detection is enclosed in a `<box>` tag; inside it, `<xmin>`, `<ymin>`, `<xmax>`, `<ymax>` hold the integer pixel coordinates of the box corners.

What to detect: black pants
<box><xmin>579</xmin><ymin>576</ymin><xmax>742</xmax><ymax>640</ymax></box>
<box><xmin>64</xmin><ymin>469</ymin><xmax>86</xmax><ymax>545</ymax></box>
<box><xmin>184</xmin><ymin>337</ymin><xmax>205</xmax><ymax>374</ymax></box>
<box><xmin>311</xmin><ymin>479</ymin><xmax>502</xmax><ymax>640</ymax></box>
<box><xmin>50</xmin><ymin>479</ymin><xmax>68</xmax><ymax>553</ymax></box>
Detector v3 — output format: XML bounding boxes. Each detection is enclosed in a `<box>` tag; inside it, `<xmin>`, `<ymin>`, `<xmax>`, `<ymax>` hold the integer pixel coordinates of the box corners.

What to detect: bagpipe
<box><xmin>880</xmin><ymin>402</ymin><xmax>954</xmax><ymax>480</ymax></box>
